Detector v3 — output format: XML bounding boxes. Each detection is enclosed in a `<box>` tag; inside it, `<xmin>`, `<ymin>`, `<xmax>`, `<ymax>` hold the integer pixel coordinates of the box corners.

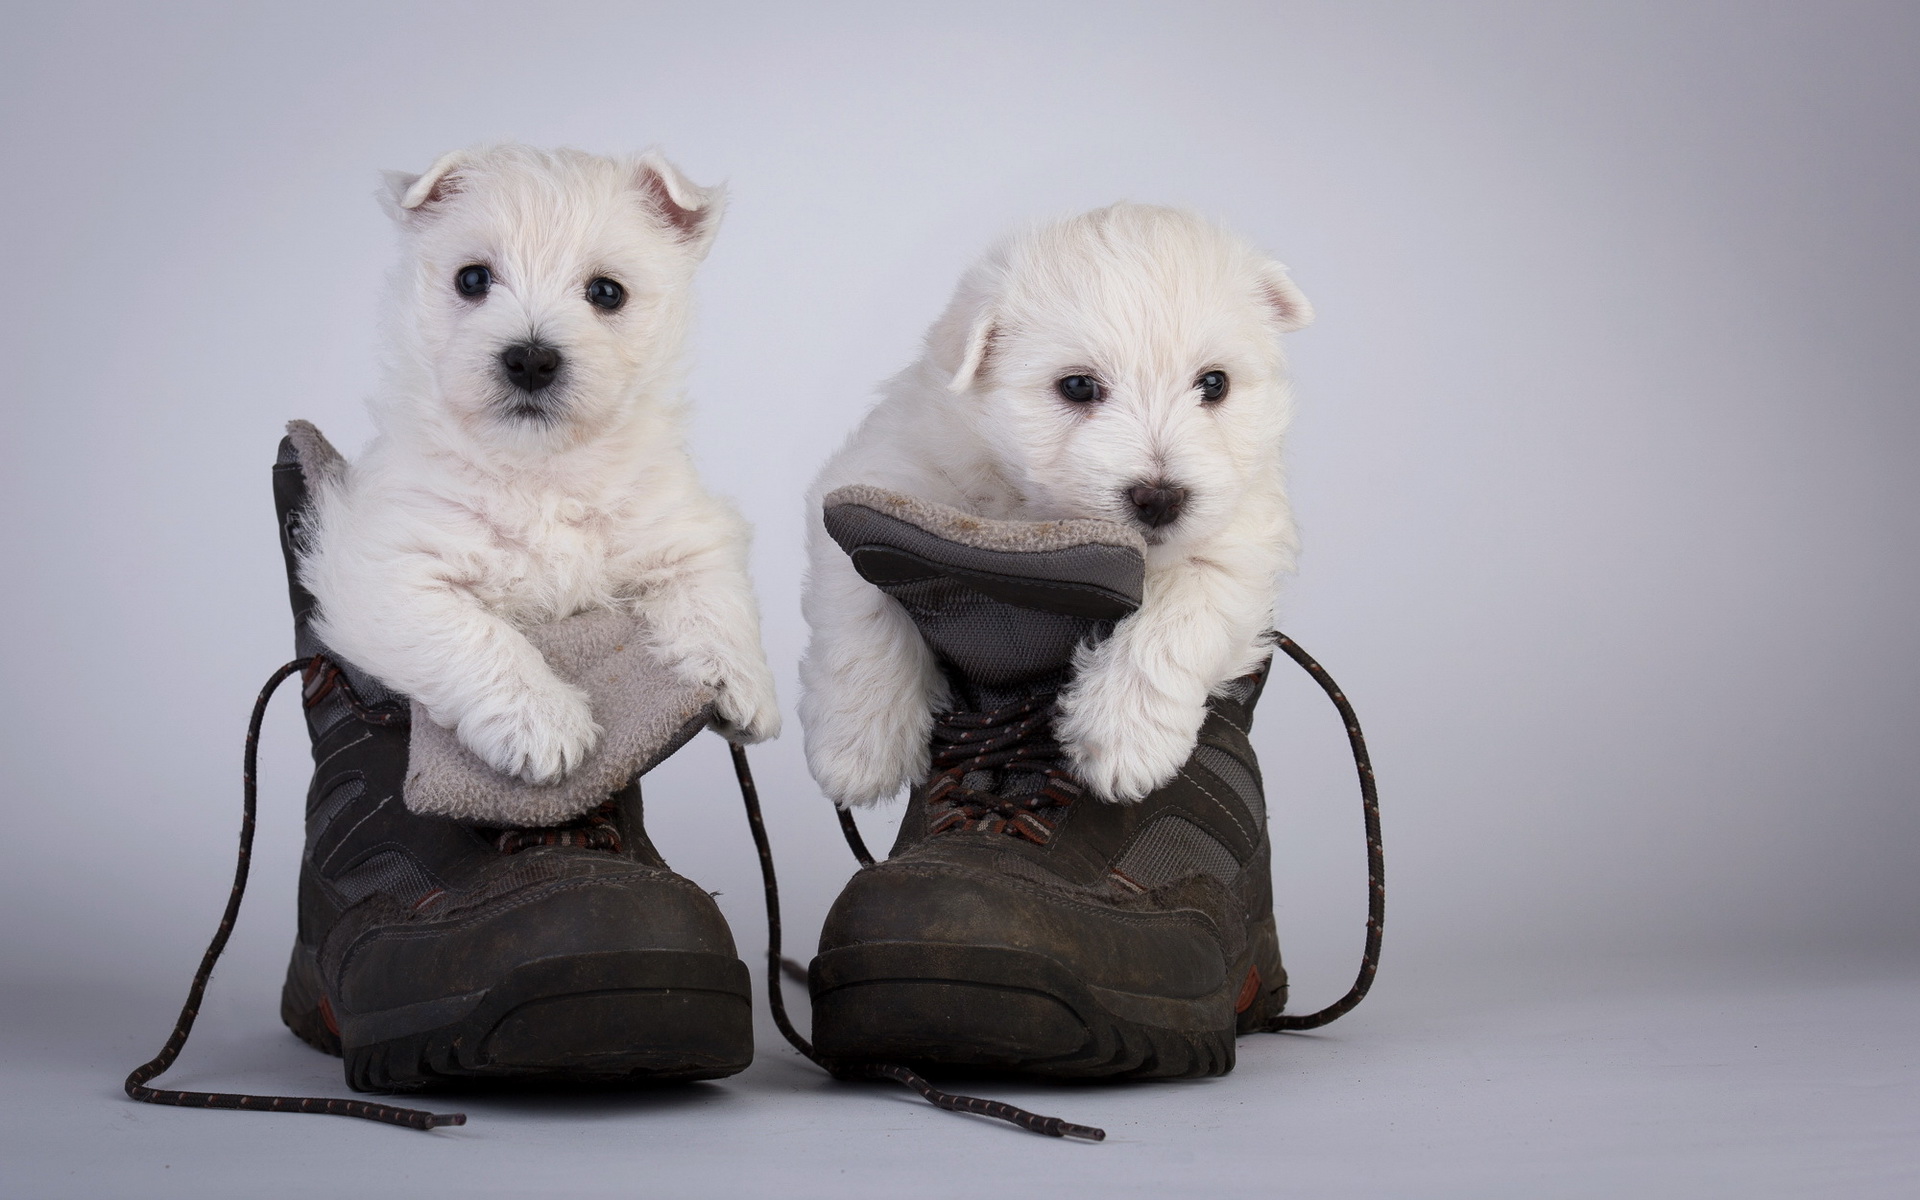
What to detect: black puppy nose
<box><xmin>1127</xmin><ymin>481</ymin><xmax>1189</xmax><ymax>528</ymax></box>
<box><xmin>499</xmin><ymin>341</ymin><xmax>562</xmax><ymax>392</ymax></box>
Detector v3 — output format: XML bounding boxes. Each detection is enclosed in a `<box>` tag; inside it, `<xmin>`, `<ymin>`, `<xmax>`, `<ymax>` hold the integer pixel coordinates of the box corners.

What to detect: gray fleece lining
<box><xmin>285</xmin><ymin>419</ymin><xmax>346</xmax><ymax>487</ymax></box>
<box><xmin>822</xmin><ymin>485</ymin><xmax>1147</xmax><ymax>556</ymax></box>
<box><xmin>284</xmin><ymin>420</ymin><xmax>716</xmax><ymax>828</ymax></box>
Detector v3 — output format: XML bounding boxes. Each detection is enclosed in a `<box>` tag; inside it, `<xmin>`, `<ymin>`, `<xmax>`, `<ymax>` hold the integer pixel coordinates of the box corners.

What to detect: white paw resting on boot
<box><xmin>301</xmin><ymin>144</ymin><xmax>779</xmax><ymax>789</ymax></box>
<box><xmin>453</xmin><ymin>676</ymin><xmax>604</xmax><ymax>787</ymax></box>
<box><xmin>801</xmin><ymin>203</ymin><xmax>1311</xmax><ymax>804</ymax></box>
<box><xmin>1055</xmin><ymin>642</ymin><xmax>1212</xmax><ymax>803</ymax></box>
<box><xmin>704</xmin><ymin>655</ymin><xmax>783</xmax><ymax>745</ymax></box>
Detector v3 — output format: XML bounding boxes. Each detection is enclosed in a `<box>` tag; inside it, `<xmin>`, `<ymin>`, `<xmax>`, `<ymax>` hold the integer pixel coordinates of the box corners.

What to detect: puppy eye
<box><xmin>1056</xmin><ymin>375</ymin><xmax>1104</xmax><ymax>404</ymax></box>
<box><xmin>586</xmin><ymin>277</ymin><xmax>627</xmax><ymax>311</ymax></box>
<box><xmin>454</xmin><ymin>264</ymin><xmax>491</xmax><ymax>299</ymax></box>
<box><xmin>1198</xmin><ymin>371</ymin><xmax>1229</xmax><ymax>402</ymax></box>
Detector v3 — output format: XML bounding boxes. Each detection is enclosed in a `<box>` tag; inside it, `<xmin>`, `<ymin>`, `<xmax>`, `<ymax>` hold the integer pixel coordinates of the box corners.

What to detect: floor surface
<box><xmin>3</xmin><ymin>954</ymin><xmax>1915</xmax><ymax>1198</ymax></box>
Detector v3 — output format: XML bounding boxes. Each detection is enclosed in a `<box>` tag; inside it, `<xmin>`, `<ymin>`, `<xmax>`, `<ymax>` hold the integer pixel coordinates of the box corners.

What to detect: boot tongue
<box><xmin>821</xmin><ymin>486</ymin><xmax>1146</xmax><ymax>714</ymax></box>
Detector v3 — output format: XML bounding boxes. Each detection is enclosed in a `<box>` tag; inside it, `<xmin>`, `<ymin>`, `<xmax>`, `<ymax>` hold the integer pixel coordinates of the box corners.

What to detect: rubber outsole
<box><xmin>283</xmin><ymin>943</ymin><xmax>753</xmax><ymax>1090</ymax></box>
<box><xmin>810</xmin><ymin>942</ymin><xmax>1248</xmax><ymax>1080</ymax></box>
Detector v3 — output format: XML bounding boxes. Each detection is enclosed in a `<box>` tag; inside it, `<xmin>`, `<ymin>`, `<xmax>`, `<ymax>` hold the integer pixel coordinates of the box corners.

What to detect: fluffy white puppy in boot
<box><xmin>303</xmin><ymin>144</ymin><xmax>779</xmax><ymax>785</ymax></box>
<box><xmin>802</xmin><ymin>204</ymin><xmax>1311</xmax><ymax>804</ymax></box>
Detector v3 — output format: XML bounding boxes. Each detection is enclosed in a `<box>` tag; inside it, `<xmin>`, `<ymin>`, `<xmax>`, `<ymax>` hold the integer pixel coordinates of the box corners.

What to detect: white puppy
<box><xmin>801</xmin><ymin>204</ymin><xmax>1311</xmax><ymax>804</ymax></box>
<box><xmin>303</xmin><ymin>144</ymin><xmax>779</xmax><ymax>785</ymax></box>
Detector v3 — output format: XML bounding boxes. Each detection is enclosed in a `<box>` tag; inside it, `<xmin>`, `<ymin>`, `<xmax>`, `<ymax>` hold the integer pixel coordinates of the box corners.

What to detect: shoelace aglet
<box><xmin>855</xmin><ymin>1062</ymin><xmax>1107</xmax><ymax>1141</ymax></box>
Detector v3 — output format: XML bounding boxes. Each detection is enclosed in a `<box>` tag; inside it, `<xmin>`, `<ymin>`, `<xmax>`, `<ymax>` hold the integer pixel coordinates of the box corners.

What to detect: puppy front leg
<box><xmin>628</xmin><ymin>509</ymin><xmax>781</xmax><ymax>745</ymax></box>
<box><xmin>799</xmin><ymin>547</ymin><xmax>946</xmax><ymax>807</ymax></box>
<box><xmin>317</xmin><ymin>576</ymin><xmax>601</xmax><ymax>785</ymax></box>
<box><xmin>1056</xmin><ymin>558</ymin><xmax>1265</xmax><ymax>802</ymax></box>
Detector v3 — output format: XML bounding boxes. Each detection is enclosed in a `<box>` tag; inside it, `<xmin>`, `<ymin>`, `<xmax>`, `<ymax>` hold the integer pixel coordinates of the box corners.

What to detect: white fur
<box><xmin>800</xmin><ymin>204</ymin><xmax>1311</xmax><ymax>805</ymax></box>
<box><xmin>303</xmin><ymin>144</ymin><xmax>778</xmax><ymax>785</ymax></box>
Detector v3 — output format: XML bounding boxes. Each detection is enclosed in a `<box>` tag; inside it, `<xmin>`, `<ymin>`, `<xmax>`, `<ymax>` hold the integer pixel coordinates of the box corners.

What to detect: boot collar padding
<box><xmin>822</xmin><ymin>485</ymin><xmax>1146</xmax><ymax>557</ymax></box>
<box><xmin>822</xmin><ymin>486</ymin><xmax>1147</xmax><ymax>622</ymax></box>
<box><xmin>283</xmin><ymin>419</ymin><xmax>346</xmax><ymax>488</ymax></box>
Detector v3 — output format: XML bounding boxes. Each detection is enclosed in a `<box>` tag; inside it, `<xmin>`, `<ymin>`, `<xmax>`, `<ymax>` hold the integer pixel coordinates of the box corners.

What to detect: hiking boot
<box><xmin>270</xmin><ymin>426</ymin><xmax>753</xmax><ymax>1089</ymax></box>
<box><xmin>806</xmin><ymin>487</ymin><xmax>1287</xmax><ymax>1079</ymax></box>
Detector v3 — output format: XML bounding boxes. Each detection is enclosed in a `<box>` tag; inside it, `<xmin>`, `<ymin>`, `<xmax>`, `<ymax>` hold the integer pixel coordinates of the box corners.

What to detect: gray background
<box><xmin>2</xmin><ymin>2</ymin><xmax>1916</xmax><ymax>1196</ymax></box>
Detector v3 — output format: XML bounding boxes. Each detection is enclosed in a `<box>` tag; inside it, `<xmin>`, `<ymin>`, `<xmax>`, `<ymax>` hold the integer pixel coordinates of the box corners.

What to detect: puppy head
<box><xmin>934</xmin><ymin>204</ymin><xmax>1311</xmax><ymax>545</ymax></box>
<box><xmin>378</xmin><ymin>144</ymin><xmax>723</xmax><ymax>443</ymax></box>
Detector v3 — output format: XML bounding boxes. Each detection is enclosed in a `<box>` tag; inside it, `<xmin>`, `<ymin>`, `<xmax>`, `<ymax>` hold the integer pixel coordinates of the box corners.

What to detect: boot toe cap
<box><xmin>816</xmin><ymin>856</ymin><xmax>1232</xmax><ymax>1001</ymax></box>
<box><xmin>332</xmin><ymin>857</ymin><xmax>739</xmax><ymax>1015</ymax></box>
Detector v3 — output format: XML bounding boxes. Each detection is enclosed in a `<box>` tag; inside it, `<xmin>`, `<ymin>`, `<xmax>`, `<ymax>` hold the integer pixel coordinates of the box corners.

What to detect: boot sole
<box><xmin>810</xmin><ymin>942</ymin><xmax>1248</xmax><ymax>1080</ymax></box>
<box><xmin>282</xmin><ymin>943</ymin><xmax>753</xmax><ymax>1089</ymax></box>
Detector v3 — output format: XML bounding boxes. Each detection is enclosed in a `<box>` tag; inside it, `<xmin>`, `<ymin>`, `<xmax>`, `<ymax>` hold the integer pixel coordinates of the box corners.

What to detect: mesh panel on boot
<box><xmin>1192</xmin><ymin>744</ymin><xmax>1265</xmax><ymax>828</ymax></box>
<box><xmin>330</xmin><ymin>848</ymin><xmax>441</xmax><ymax>906</ymax></box>
<box><xmin>1113</xmin><ymin>815</ymin><xmax>1242</xmax><ymax>890</ymax></box>
<box><xmin>883</xmin><ymin>577</ymin><xmax>1103</xmax><ymax>710</ymax></box>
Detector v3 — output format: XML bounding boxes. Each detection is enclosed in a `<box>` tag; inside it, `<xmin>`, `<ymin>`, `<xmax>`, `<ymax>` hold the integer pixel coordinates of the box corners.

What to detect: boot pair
<box><xmin>126</xmin><ymin>432</ymin><xmax>1379</xmax><ymax>1135</ymax></box>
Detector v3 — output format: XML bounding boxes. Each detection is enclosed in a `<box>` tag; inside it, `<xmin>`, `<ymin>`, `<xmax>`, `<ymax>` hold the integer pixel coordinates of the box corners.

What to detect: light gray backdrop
<box><xmin>2</xmin><ymin>2</ymin><xmax>1915</xmax><ymax>1197</ymax></box>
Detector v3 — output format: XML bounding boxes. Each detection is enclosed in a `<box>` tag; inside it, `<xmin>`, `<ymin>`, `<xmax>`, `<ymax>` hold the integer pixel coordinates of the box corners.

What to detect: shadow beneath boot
<box><xmin>446</xmin><ymin>1076</ymin><xmax>745</xmax><ymax>1123</ymax></box>
<box><xmin>861</xmin><ymin>1061</ymin><xmax>1225</xmax><ymax>1093</ymax></box>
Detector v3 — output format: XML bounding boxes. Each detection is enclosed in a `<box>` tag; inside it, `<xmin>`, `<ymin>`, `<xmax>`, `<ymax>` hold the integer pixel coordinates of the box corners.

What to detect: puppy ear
<box><xmin>633</xmin><ymin>152</ymin><xmax>726</xmax><ymax>257</ymax></box>
<box><xmin>1259</xmin><ymin>261</ymin><xmax>1315</xmax><ymax>333</ymax></box>
<box><xmin>380</xmin><ymin>149</ymin><xmax>468</xmax><ymax>222</ymax></box>
<box><xmin>948</xmin><ymin>310</ymin><xmax>997</xmax><ymax>393</ymax></box>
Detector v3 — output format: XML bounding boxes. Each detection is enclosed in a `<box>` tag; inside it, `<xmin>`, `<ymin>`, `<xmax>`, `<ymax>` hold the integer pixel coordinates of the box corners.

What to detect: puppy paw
<box><xmin>457</xmin><ymin>681</ymin><xmax>603</xmax><ymax>785</ymax></box>
<box><xmin>1056</xmin><ymin>667</ymin><xmax>1206</xmax><ymax>802</ymax></box>
<box><xmin>803</xmin><ymin>698</ymin><xmax>930</xmax><ymax>807</ymax></box>
<box><xmin>709</xmin><ymin>659</ymin><xmax>782</xmax><ymax>745</ymax></box>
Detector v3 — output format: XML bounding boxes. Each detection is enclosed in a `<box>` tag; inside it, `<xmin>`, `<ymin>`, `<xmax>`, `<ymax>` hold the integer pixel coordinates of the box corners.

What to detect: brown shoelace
<box><xmin>122</xmin><ymin>657</ymin><xmax>465</xmax><ymax>1130</ymax></box>
<box><xmin>923</xmin><ymin>695</ymin><xmax>1082</xmax><ymax>843</ymax></box>
<box><xmin>487</xmin><ymin>799</ymin><xmax>624</xmax><ymax>855</ymax></box>
<box><xmin>1260</xmin><ymin>632</ymin><xmax>1384</xmax><ymax>1031</ymax></box>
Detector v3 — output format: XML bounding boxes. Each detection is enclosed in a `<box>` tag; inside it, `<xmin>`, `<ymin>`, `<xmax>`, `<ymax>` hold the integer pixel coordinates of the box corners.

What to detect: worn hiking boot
<box><xmin>271</xmin><ymin>428</ymin><xmax>753</xmax><ymax>1089</ymax></box>
<box><xmin>806</xmin><ymin>488</ymin><xmax>1287</xmax><ymax>1079</ymax></box>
